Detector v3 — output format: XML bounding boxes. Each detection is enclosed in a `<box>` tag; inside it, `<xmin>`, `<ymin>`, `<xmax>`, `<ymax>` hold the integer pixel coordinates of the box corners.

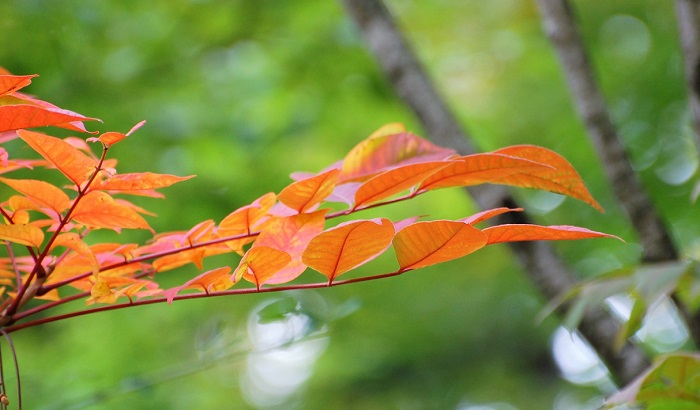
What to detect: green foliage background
<box><xmin>0</xmin><ymin>0</ymin><xmax>697</xmax><ymax>408</ymax></box>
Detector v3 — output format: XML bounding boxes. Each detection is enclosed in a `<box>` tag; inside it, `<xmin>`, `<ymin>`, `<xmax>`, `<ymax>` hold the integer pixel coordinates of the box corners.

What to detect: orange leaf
<box><xmin>482</xmin><ymin>224</ymin><xmax>621</xmax><ymax>245</ymax></box>
<box><xmin>0</xmin><ymin>74</ymin><xmax>37</xmax><ymax>96</ymax></box>
<box><xmin>100</xmin><ymin>172</ymin><xmax>195</xmax><ymax>192</ymax></box>
<box><xmin>50</xmin><ymin>232</ymin><xmax>99</xmax><ymax>273</ymax></box>
<box><xmin>71</xmin><ymin>191</ymin><xmax>151</xmax><ymax>232</ymax></box>
<box><xmin>393</xmin><ymin>221</ymin><xmax>487</xmax><ymax>271</ymax></box>
<box><xmin>0</xmin><ymin>104</ymin><xmax>97</xmax><ymax>133</ymax></box>
<box><xmin>18</xmin><ymin>130</ymin><xmax>97</xmax><ymax>185</ymax></box>
<box><xmin>417</xmin><ymin>153</ymin><xmax>555</xmax><ymax>192</ymax></box>
<box><xmin>218</xmin><ymin>192</ymin><xmax>277</xmax><ymax>252</ymax></box>
<box><xmin>87</xmin><ymin>276</ymin><xmax>158</xmax><ymax>305</ymax></box>
<box><xmin>151</xmin><ymin>221</ymin><xmax>231</xmax><ymax>272</ymax></box>
<box><xmin>340</xmin><ymin>123</ymin><xmax>455</xmax><ymax>182</ymax></box>
<box><xmin>461</xmin><ymin>207</ymin><xmax>524</xmax><ymax>225</ymax></box>
<box><xmin>87</xmin><ymin>120</ymin><xmax>146</xmax><ymax>146</ymax></box>
<box><xmin>0</xmin><ymin>223</ymin><xmax>44</xmax><ymax>248</ymax></box>
<box><xmin>278</xmin><ymin>169</ymin><xmax>340</xmax><ymax>213</ymax></box>
<box><xmin>162</xmin><ymin>267</ymin><xmax>233</xmax><ymax>304</ymax></box>
<box><xmin>235</xmin><ymin>246</ymin><xmax>292</xmax><ymax>288</ymax></box>
<box><xmin>354</xmin><ymin>161</ymin><xmax>451</xmax><ymax>208</ymax></box>
<box><xmin>249</xmin><ymin>209</ymin><xmax>328</xmax><ymax>285</ymax></box>
<box><xmin>493</xmin><ymin>145</ymin><xmax>604</xmax><ymax>212</ymax></box>
<box><xmin>0</xmin><ymin>177</ymin><xmax>71</xmax><ymax>214</ymax></box>
<box><xmin>302</xmin><ymin>218</ymin><xmax>395</xmax><ymax>282</ymax></box>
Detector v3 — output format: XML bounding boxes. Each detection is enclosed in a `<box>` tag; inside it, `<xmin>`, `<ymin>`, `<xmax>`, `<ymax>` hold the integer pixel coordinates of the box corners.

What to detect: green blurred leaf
<box><xmin>607</xmin><ymin>353</ymin><xmax>700</xmax><ymax>408</ymax></box>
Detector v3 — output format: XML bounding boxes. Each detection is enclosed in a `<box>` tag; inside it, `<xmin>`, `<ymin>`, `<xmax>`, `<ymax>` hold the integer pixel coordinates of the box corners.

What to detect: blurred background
<box><xmin>0</xmin><ymin>0</ymin><xmax>697</xmax><ymax>409</ymax></box>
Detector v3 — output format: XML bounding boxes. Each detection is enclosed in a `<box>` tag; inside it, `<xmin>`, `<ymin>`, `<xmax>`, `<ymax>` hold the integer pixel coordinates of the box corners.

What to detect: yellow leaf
<box><xmin>0</xmin><ymin>223</ymin><xmax>44</xmax><ymax>248</ymax></box>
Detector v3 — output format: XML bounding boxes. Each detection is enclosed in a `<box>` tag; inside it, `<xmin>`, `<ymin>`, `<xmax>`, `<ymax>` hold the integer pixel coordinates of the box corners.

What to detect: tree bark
<box><xmin>676</xmin><ymin>0</ymin><xmax>700</xmax><ymax>150</ymax></box>
<box><xmin>534</xmin><ymin>0</ymin><xmax>700</xmax><ymax>346</ymax></box>
<box><xmin>341</xmin><ymin>0</ymin><xmax>650</xmax><ymax>385</ymax></box>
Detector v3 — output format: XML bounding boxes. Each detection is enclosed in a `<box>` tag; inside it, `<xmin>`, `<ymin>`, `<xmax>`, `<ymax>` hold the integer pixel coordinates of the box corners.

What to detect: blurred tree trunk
<box><xmin>341</xmin><ymin>0</ymin><xmax>650</xmax><ymax>385</ymax></box>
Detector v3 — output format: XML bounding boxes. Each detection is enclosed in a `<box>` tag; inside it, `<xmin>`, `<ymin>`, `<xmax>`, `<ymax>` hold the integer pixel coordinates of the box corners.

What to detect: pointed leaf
<box><xmin>18</xmin><ymin>130</ymin><xmax>97</xmax><ymax>185</ymax></box>
<box><xmin>0</xmin><ymin>223</ymin><xmax>44</xmax><ymax>248</ymax></box>
<box><xmin>0</xmin><ymin>104</ymin><xmax>97</xmax><ymax>133</ymax></box>
<box><xmin>493</xmin><ymin>145</ymin><xmax>604</xmax><ymax>211</ymax></box>
<box><xmin>50</xmin><ymin>232</ymin><xmax>99</xmax><ymax>273</ymax></box>
<box><xmin>482</xmin><ymin>224</ymin><xmax>621</xmax><ymax>245</ymax></box>
<box><xmin>250</xmin><ymin>209</ymin><xmax>328</xmax><ymax>284</ymax></box>
<box><xmin>235</xmin><ymin>246</ymin><xmax>292</xmax><ymax>287</ymax></box>
<box><xmin>393</xmin><ymin>221</ymin><xmax>487</xmax><ymax>271</ymax></box>
<box><xmin>162</xmin><ymin>267</ymin><xmax>233</xmax><ymax>304</ymax></box>
<box><xmin>88</xmin><ymin>120</ymin><xmax>146</xmax><ymax>146</ymax></box>
<box><xmin>340</xmin><ymin>124</ymin><xmax>455</xmax><ymax>182</ymax></box>
<box><xmin>0</xmin><ymin>177</ymin><xmax>71</xmax><ymax>214</ymax></box>
<box><xmin>0</xmin><ymin>74</ymin><xmax>37</xmax><ymax>96</ymax></box>
<box><xmin>278</xmin><ymin>168</ymin><xmax>340</xmax><ymax>213</ymax></box>
<box><xmin>218</xmin><ymin>192</ymin><xmax>277</xmax><ymax>252</ymax></box>
<box><xmin>100</xmin><ymin>172</ymin><xmax>195</xmax><ymax>192</ymax></box>
<box><xmin>461</xmin><ymin>207</ymin><xmax>524</xmax><ymax>225</ymax></box>
<box><xmin>417</xmin><ymin>153</ymin><xmax>555</xmax><ymax>191</ymax></box>
<box><xmin>303</xmin><ymin>218</ymin><xmax>395</xmax><ymax>282</ymax></box>
<box><xmin>71</xmin><ymin>191</ymin><xmax>151</xmax><ymax>231</ymax></box>
<box><xmin>354</xmin><ymin>161</ymin><xmax>451</xmax><ymax>208</ymax></box>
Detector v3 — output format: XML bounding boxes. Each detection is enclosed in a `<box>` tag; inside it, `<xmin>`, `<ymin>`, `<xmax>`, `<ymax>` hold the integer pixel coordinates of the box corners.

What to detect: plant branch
<box><xmin>533</xmin><ymin>0</ymin><xmax>700</xmax><ymax>346</ymax></box>
<box><xmin>2</xmin><ymin>145</ymin><xmax>111</xmax><ymax>322</ymax></box>
<box><xmin>341</xmin><ymin>0</ymin><xmax>649</xmax><ymax>384</ymax></box>
<box><xmin>534</xmin><ymin>0</ymin><xmax>677</xmax><ymax>263</ymax></box>
<box><xmin>675</xmin><ymin>0</ymin><xmax>700</xmax><ymax>345</ymax></box>
<box><xmin>4</xmin><ymin>267</ymin><xmax>409</xmax><ymax>334</ymax></box>
<box><xmin>676</xmin><ymin>0</ymin><xmax>700</xmax><ymax>150</ymax></box>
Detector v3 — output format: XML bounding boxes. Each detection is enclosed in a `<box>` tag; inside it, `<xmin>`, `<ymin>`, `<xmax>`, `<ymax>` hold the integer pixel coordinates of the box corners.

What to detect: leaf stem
<box><xmin>5</xmin><ymin>267</ymin><xmax>411</xmax><ymax>334</ymax></box>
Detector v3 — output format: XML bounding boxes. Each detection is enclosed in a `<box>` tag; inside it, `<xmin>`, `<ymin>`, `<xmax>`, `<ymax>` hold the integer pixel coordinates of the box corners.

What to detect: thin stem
<box><xmin>38</xmin><ymin>189</ymin><xmax>424</xmax><ymax>295</ymax></box>
<box><xmin>0</xmin><ymin>331</ymin><xmax>19</xmax><ymax>410</ymax></box>
<box><xmin>3</xmin><ymin>146</ymin><xmax>110</xmax><ymax>319</ymax></box>
<box><xmin>5</xmin><ymin>268</ymin><xmax>410</xmax><ymax>334</ymax></box>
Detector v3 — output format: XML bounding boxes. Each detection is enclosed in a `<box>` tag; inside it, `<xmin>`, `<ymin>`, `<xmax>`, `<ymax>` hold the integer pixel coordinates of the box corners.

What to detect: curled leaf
<box><xmin>493</xmin><ymin>145</ymin><xmax>604</xmax><ymax>212</ymax></box>
<box><xmin>340</xmin><ymin>124</ymin><xmax>455</xmax><ymax>182</ymax></box>
<box><xmin>278</xmin><ymin>169</ymin><xmax>340</xmax><ymax>213</ymax></box>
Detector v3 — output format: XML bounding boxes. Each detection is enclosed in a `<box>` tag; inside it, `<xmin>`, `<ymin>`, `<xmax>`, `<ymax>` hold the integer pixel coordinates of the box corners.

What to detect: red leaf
<box><xmin>18</xmin><ymin>130</ymin><xmax>97</xmax><ymax>185</ymax></box>
<box><xmin>353</xmin><ymin>161</ymin><xmax>451</xmax><ymax>208</ymax></box>
<box><xmin>303</xmin><ymin>218</ymin><xmax>395</xmax><ymax>282</ymax></box>
<box><xmin>0</xmin><ymin>74</ymin><xmax>37</xmax><ymax>96</ymax></box>
<box><xmin>493</xmin><ymin>145</ymin><xmax>604</xmax><ymax>212</ymax></box>
<box><xmin>482</xmin><ymin>224</ymin><xmax>621</xmax><ymax>245</ymax></box>
<box><xmin>340</xmin><ymin>123</ymin><xmax>455</xmax><ymax>182</ymax></box>
<box><xmin>393</xmin><ymin>221</ymin><xmax>487</xmax><ymax>271</ymax></box>
<box><xmin>278</xmin><ymin>168</ymin><xmax>340</xmax><ymax>213</ymax></box>
<box><xmin>0</xmin><ymin>104</ymin><xmax>97</xmax><ymax>133</ymax></box>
